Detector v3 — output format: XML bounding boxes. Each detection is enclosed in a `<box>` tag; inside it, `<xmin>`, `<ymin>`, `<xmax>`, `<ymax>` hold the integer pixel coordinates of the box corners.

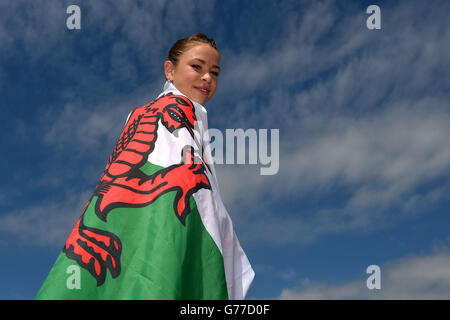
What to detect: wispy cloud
<box><xmin>276</xmin><ymin>249</ymin><xmax>450</xmax><ymax>299</ymax></box>
<box><xmin>213</xmin><ymin>0</ymin><xmax>450</xmax><ymax>246</ymax></box>
<box><xmin>215</xmin><ymin>93</ymin><xmax>450</xmax><ymax>244</ymax></box>
<box><xmin>0</xmin><ymin>188</ymin><xmax>91</xmax><ymax>247</ymax></box>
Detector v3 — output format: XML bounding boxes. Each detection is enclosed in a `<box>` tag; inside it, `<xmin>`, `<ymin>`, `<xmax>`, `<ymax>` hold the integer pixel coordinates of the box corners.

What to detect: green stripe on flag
<box><xmin>36</xmin><ymin>162</ymin><xmax>228</xmax><ymax>299</ymax></box>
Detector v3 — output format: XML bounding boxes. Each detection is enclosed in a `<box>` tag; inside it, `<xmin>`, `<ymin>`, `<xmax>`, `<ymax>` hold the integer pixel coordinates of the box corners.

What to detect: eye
<box><xmin>191</xmin><ymin>64</ymin><xmax>201</xmax><ymax>70</ymax></box>
<box><xmin>211</xmin><ymin>71</ymin><xmax>219</xmax><ymax>77</ymax></box>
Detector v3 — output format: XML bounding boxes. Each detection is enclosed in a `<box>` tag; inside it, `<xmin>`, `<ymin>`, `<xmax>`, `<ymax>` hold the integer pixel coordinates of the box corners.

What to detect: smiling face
<box><xmin>164</xmin><ymin>43</ymin><xmax>220</xmax><ymax>105</ymax></box>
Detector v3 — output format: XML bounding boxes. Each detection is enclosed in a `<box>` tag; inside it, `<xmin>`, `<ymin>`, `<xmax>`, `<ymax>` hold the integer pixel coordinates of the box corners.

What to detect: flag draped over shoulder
<box><xmin>35</xmin><ymin>81</ymin><xmax>254</xmax><ymax>300</ymax></box>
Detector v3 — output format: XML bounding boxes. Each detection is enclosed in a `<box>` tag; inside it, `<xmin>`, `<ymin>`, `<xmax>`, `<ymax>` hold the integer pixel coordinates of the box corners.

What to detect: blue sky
<box><xmin>1</xmin><ymin>0</ymin><xmax>450</xmax><ymax>299</ymax></box>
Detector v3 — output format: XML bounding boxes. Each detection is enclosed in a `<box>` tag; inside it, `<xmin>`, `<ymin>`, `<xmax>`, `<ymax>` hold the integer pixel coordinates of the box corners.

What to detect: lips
<box><xmin>195</xmin><ymin>86</ymin><xmax>210</xmax><ymax>95</ymax></box>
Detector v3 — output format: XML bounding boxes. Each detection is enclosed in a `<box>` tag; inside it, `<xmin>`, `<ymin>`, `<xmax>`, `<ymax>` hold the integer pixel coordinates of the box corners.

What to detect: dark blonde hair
<box><xmin>167</xmin><ymin>33</ymin><xmax>219</xmax><ymax>67</ymax></box>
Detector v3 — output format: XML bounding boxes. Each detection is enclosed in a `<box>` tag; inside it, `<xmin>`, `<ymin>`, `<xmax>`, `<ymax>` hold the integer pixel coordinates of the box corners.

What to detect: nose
<box><xmin>201</xmin><ymin>72</ymin><xmax>212</xmax><ymax>83</ymax></box>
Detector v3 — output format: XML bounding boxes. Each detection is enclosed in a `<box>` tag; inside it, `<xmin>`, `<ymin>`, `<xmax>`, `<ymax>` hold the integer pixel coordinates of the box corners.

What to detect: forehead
<box><xmin>180</xmin><ymin>43</ymin><xmax>220</xmax><ymax>66</ymax></box>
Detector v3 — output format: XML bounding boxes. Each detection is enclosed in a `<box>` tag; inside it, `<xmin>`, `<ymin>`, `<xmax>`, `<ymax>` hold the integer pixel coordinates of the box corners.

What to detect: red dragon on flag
<box><xmin>63</xmin><ymin>93</ymin><xmax>212</xmax><ymax>286</ymax></box>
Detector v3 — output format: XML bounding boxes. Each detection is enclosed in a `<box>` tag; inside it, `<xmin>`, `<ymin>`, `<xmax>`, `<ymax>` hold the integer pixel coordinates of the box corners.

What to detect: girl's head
<box><xmin>164</xmin><ymin>33</ymin><xmax>220</xmax><ymax>105</ymax></box>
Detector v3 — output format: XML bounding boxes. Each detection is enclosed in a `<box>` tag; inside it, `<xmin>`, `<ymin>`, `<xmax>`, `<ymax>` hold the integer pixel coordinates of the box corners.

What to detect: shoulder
<box><xmin>126</xmin><ymin>93</ymin><xmax>197</xmax><ymax>122</ymax></box>
<box><xmin>156</xmin><ymin>92</ymin><xmax>196</xmax><ymax>108</ymax></box>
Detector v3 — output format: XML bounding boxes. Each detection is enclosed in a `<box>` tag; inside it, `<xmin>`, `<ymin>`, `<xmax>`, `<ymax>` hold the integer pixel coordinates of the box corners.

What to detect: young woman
<box><xmin>36</xmin><ymin>34</ymin><xmax>254</xmax><ymax>300</ymax></box>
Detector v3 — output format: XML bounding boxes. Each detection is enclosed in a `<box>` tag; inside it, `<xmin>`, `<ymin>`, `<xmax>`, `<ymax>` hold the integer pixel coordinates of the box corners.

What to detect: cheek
<box><xmin>176</xmin><ymin>67</ymin><xmax>196</xmax><ymax>82</ymax></box>
<box><xmin>188</xmin><ymin>74</ymin><xmax>201</xmax><ymax>87</ymax></box>
<box><xmin>211</xmin><ymin>81</ymin><xmax>218</xmax><ymax>93</ymax></box>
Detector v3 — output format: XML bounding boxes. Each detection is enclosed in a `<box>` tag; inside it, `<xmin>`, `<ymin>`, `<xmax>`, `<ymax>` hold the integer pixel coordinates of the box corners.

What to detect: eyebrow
<box><xmin>191</xmin><ymin>58</ymin><xmax>221</xmax><ymax>70</ymax></box>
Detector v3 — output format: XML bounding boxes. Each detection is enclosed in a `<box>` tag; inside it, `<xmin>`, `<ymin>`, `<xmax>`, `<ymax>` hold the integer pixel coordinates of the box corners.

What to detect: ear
<box><xmin>164</xmin><ymin>60</ymin><xmax>175</xmax><ymax>81</ymax></box>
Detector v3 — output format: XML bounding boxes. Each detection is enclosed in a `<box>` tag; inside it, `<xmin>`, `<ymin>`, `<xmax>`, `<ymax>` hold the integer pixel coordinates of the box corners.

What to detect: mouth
<box><xmin>194</xmin><ymin>86</ymin><xmax>210</xmax><ymax>96</ymax></box>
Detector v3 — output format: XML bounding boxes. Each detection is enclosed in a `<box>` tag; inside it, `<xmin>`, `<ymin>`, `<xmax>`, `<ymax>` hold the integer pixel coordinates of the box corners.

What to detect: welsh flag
<box><xmin>35</xmin><ymin>82</ymin><xmax>254</xmax><ymax>299</ymax></box>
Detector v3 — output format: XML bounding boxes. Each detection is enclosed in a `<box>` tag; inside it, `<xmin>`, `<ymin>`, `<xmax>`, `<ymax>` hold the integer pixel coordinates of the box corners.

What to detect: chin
<box><xmin>194</xmin><ymin>96</ymin><xmax>208</xmax><ymax>105</ymax></box>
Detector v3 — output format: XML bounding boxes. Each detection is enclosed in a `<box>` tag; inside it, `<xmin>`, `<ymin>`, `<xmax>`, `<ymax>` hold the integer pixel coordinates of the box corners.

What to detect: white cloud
<box><xmin>40</xmin><ymin>78</ymin><xmax>165</xmax><ymax>154</ymax></box>
<box><xmin>276</xmin><ymin>250</ymin><xmax>450</xmax><ymax>299</ymax></box>
<box><xmin>0</xmin><ymin>188</ymin><xmax>91</xmax><ymax>247</ymax></box>
<box><xmin>42</xmin><ymin>102</ymin><xmax>122</xmax><ymax>153</ymax></box>
<box><xmin>216</xmin><ymin>100</ymin><xmax>450</xmax><ymax>246</ymax></box>
<box><xmin>211</xmin><ymin>1</ymin><xmax>450</xmax><ymax>246</ymax></box>
<box><xmin>0</xmin><ymin>1</ymin><xmax>67</xmax><ymax>59</ymax></box>
<box><xmin>214</xmin><ymin>0</ymin><xmax>450</xmax><ymax>129</ymax></box>
<box><xmin>291</xmin><ymin>100</ymin><xmax>450</xmax><ymax>204</ymax></box>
